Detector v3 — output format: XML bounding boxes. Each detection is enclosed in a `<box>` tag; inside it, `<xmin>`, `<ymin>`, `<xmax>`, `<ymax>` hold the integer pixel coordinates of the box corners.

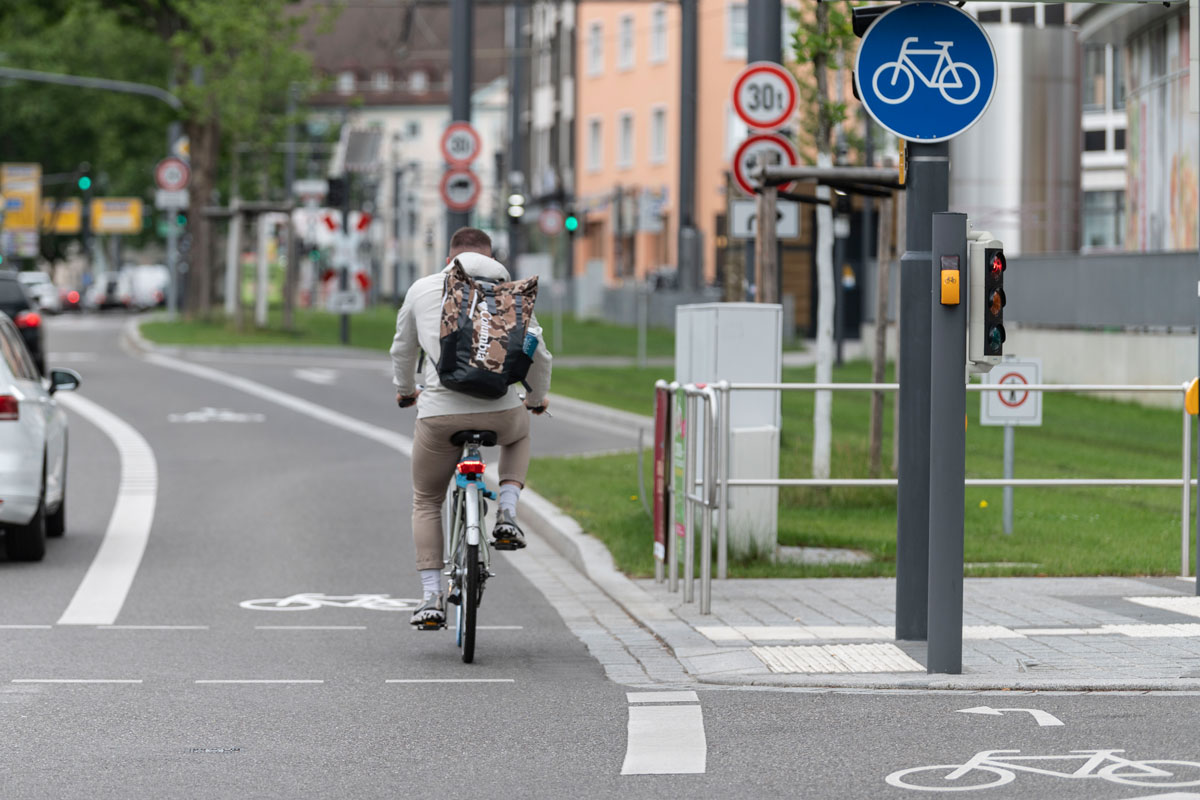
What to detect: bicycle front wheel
<box><xmin>1100</xmin><ymin>760</ymin><xmax>1200</xmax><ymax>787</ymax></box>
<box><xmin>885</xmin><ymin>764</ymin><xmax>1014</xmax><ymax>792</ymax></box>
<box><xmin>461</xmin><ymin>543</ymin><xmax>479</xmax><ymax>663</ymax></box>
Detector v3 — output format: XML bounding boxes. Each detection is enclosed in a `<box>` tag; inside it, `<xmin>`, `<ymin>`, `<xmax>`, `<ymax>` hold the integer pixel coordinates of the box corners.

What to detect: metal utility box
<box><xmin>675</xmin><ymin>303</ymin><xmax>782</xmax><ymax>558</ymax></box>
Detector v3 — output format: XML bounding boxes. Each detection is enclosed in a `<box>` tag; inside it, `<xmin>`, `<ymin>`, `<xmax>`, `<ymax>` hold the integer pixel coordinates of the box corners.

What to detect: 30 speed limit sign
<box><xmin>732</xmin><ymin>61</ymin><xmax>800</xmax><ymax>131</ymax></box>
<box><xmin>441</xmin><ymin>122</ymin><xmax>481</xmax><ymax>165</ymax></box>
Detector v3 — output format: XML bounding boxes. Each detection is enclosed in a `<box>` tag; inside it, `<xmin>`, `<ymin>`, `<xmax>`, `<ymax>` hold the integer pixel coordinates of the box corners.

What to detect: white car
<box><xmin>0</xmin><ymin>312</ymin><xmax>80</xmax><ymax>561</ymax></box>
<box><xmin>17</xmin><ymin>271</ymin><xmax>62</xmax><ymax>315</ymax></box>
<box><xmin>125</xmin><ymin>264</ymin><xmax>170</xmax><ymax>311</ymax></box>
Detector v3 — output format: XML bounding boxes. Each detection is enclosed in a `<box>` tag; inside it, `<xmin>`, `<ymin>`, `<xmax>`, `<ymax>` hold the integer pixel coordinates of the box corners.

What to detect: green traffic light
<box><xmin>77</xmin><ymin>176</ymin><xmax>92</xmax><ymax>191</ymax></box>
<box><xmin>564</xmin><ymin>215</ymin><xmax>579</xmax><ymax>233</ymax></box>
<box><xmin>175</xmin><ymin>212</ymin><xmax>187</xmax><ymax>226</ymax></box>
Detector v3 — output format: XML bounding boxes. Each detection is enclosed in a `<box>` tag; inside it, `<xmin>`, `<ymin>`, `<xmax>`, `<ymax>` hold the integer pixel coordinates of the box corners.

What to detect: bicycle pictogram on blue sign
<box><xmin>855</xmin><ymin>2</ymin><xmax>996</xmax><ymax>142</ymax></box>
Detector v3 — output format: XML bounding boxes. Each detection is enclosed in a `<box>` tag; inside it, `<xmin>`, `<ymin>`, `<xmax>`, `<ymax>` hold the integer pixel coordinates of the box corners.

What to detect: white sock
<box><xmin>499</xmin><ymin>483</ymin><xmax>520</xmax><ymax>517</ymax></box>
<box><xmin>420</xmin><ymin>568</ymin><xmax>441</xmax><ymax>597</ymax></box>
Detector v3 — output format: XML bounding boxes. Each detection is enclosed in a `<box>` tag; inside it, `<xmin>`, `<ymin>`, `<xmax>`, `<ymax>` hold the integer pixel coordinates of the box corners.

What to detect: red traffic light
<box><xmin>989</xmin><ymin>252</ymin><xmax>1005</xmax><ymax>277</ymax></box>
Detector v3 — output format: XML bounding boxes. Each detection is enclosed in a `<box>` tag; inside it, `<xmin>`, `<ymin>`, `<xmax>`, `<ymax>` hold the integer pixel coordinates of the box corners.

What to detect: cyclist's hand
<box><xmin>397</xmin><ymin>389</ymin><xmax>421</xmax><ymax>408</ymax></box>
<box><xmin>526</xmin><ymin>397</ymin><xmax>549</xmax><ymax>415</ymax></box>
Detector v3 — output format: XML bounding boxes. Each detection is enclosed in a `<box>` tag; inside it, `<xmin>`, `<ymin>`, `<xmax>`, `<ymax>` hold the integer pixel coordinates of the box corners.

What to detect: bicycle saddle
<box><xmin>450</xmin><ymin>430</ymin><xmax>498</xmax><ymax>447</ymax></box>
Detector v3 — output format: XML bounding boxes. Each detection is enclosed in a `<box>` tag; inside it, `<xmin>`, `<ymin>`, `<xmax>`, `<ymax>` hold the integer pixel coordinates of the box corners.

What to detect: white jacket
<box><xmin>390</xmin><ymin>252</ymin><xmax>553</xmax><ymax>418</ymax></box>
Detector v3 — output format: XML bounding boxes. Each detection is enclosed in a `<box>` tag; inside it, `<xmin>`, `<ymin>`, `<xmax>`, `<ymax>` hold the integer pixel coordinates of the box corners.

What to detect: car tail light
<box><xmin>457</xmin><ymin>460</ymin><xmax>485</xmax><ymax>475</ymax></box>
<box><xmin>154</xmin><ymin>290</ymin><xmax>164</xmax><ymax>303</ymax></box>
<box><xmin>15</xmin><ymin>311</ymin><xmax>41</xmax><ymax>329</ymax></box>
<box><xmin>67</xmin><ymin>290</ymin><xmax>80</xmax><ymax>304</ymax></box>
<box><xmin>0</xmin><ymin>395</ymin><xmax>18</xmax><ymax>421</ymax></box>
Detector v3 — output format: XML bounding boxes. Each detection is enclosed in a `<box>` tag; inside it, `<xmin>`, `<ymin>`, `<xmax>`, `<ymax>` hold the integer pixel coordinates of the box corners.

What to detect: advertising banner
<box><xmin>652</xmin><ymin>386</ymin><xmax>670</xmax><ymax>562</ymax></box>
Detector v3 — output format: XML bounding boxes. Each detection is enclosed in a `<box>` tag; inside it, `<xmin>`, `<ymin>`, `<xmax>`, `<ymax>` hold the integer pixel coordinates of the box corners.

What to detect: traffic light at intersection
<box><xmin>968</xmin><ymin>236</ymin><xmax>1005</xmax><ymax>370</ymax></box>
<box><xmin>564</xmin><ymin>210</ymin><xmax>579</xmax><ymax>234</ymax></box>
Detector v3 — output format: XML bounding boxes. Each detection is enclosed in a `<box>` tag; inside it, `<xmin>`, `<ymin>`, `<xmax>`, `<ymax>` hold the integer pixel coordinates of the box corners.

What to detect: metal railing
<box><xmin>661</xmin><ymin>378</ymin><xmax>1196</xmax><ymax>614</ymax></box>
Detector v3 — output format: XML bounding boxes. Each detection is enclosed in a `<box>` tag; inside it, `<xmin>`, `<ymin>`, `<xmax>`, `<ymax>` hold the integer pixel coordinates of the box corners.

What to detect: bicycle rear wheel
<box><xmin>461</xmin><ymin>543</ymin><xmax>479</xmax><ymax>663</ymax></box>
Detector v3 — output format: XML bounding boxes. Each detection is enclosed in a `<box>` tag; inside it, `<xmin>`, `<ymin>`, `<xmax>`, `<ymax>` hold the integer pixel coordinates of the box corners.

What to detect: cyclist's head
<box><xmin>447</xmin><ymin>227</ymin><xmax>492</xmax><ymax>262</ymax></box>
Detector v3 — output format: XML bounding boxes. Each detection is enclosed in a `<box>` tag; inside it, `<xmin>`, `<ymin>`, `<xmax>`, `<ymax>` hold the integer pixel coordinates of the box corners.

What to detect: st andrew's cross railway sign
<box><xmin>854</xmin><ymin>1</ymin><xmax>997</xmax><ymax>142</ymax></box>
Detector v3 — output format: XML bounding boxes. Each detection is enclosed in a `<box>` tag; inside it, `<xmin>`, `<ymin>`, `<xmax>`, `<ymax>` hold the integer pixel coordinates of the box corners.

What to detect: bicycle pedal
<box><xmin>491</xmin><ymin>539</ymin><xmax>525</xmax><ymax>551</ymax></box>
<box><xmin>415</xmin><ymin>620</ymin><xmax>446</xmax><ymax>631</ymax></box>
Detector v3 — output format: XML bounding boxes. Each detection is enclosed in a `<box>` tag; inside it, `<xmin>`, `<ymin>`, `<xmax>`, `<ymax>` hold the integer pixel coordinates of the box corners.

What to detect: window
<box><xmin>587</xmin><ymin>21</ymin><xmax>604</xmax><ymax>75</ymax></box>
<box><xmin>1009</xmin><ymin>5</ymin><xmax>1034</xmax><ymax>24</ymax></box>
<box><xmin>1043</xmin><ymin>4</ymin><xmax>1065</xmax><ymax>25</ymax></box>
<box><xmin>409</xmin><ymin>70</ymin><xmax>429</xmax><ymax>93</ymax></box>
<box><xmin>1113</xmin><ymin>128</ymin><xmax>1126</xmax><ymax>151</ymax></box>
<box><xmin>1083</xmin><ymin>46</ymin><xmax>1106</xmax><ymax>112</ymax></box>
<box><xmin>406</xmin><ymin>120</ymin><xmax>421</xmax><ymax>139</ymax></box>
<box><xmin>1083</xmin><ymin>130</ymin><xmax>1107</xmax><ymax>151</ymax></box>
<box><xmin>726</xmin><ymin>3</ymin><xmax>747</xmax><ymax>57</ymax></box>
<box><xmin>1082</xmin><ymin>190</ymin><xmax>1125</xmax><ymax>250</ymax></box>
<box><xmin>977</xmin><ymin>9</ymin><xmax>1002</xmax><ymax>22</ymax></box>
<box><xmin>650</xmin><ymin>4</ymin><xmax>668</xmax><ymax>62</ymax></box>
<box><xmin>1112</xmin><ymin>48</ymin><xmax>1126</xmax><ymax>110</ymax></box>
<box><xmin>618</xmin><ymin>14</ymin><xmax>635</xmax><ymax>69</ymax></box>
<box><xmin>372</xmin><ymin>70</ymin><xmax>391</xmax><ymax>92</ymax></box>
<box><xmin>587</xmin><ymin>117</ymin><xmax>603</xmax><ymax>171</ymax></box>
<box><xmin>618</xmin><ymin>112</ymin><xmax>634</xmax><ymax>167</ymax></box>
<box><xmin>649</xmin><ymin>106</ymin><xmax>667</xmax><ymax>164</ymax></box>
<box><xmin>336</xmin><ymin>70</ymin><xmax>356</xmax><ymax>95</ymax></box>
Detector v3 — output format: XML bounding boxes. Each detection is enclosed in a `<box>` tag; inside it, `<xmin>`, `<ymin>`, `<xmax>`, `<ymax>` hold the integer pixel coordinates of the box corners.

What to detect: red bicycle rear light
<box><xmin>0</xmin><ymin>395</ymin><xmax>18</xmax><ymax>421</ymax></box>
<box><xmin>457</xmin><ymin>460</ymin><xmax>486</xmax><ymax>475</ymax></box>
<box><xmin>15</xmin><ymin>311</ymin><xmax>41</xmax><ymax>329</ymax></box>
<box><xmin>67</xmin><ymin>291</ymin><xmax>80</xmax><ymax>303</ymax></box>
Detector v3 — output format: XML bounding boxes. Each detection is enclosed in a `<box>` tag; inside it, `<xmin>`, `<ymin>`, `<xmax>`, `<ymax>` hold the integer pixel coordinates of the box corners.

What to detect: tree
<box><xmin>791</xmin><ymin>2</ymin><xmax>856</xmax><ymax>480</ymax></box>
<box><xmin>98</xmin><ymin>0</ymin><xmax>317</xmax><ymax>318</ymax></box>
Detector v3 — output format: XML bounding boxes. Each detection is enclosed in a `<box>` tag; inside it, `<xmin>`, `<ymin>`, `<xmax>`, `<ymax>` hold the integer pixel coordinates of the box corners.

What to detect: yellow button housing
<box><xmin>940</xmin><ymin>269</ymin><xmax>960</xmax><ymax>305</ymax></box>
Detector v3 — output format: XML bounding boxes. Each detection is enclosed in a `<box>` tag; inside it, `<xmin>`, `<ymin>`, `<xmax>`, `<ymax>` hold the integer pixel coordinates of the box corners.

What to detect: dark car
<box><xmin>0</xmin><ymin>271</ymin><xmax>45</xmax><ymax>375</ymax></box>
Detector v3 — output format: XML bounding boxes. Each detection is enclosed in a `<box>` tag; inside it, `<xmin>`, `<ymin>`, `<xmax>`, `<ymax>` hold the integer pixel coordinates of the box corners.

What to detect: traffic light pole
<box><xmin>927</xmin><ymin>211</ymin><xmax>967</xmax><ymax>674</ymax></box>
<box><xmin>895</xmin><ymin>140</ymin><xmax>949</xmax><ymax>642</ymax></box>
<box><xmin>448</xmin><ymin>0</ymin><xmax>473</xmax><ymax>239</ymax></box>
<box><xmin>677</xmin><ymin>0</ymin><xmax>699</xmax><ymax>293</ymax></box>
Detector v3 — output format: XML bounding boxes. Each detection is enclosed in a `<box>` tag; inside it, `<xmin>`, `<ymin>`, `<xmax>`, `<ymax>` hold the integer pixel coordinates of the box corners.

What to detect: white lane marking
<box><xmin>0</xmin><ymin>625</ymin><xmax>52</xmax><ymax>630</ymax></box>
<box><xmin>621</xmin><ymin>704</ymin><xmax>706</xmax><ymax>775</ymax></box>
<box><xmin>56</xmin><ymin>393</ymin><xmax>158</xmax><ymax>626</ymax></box>
<box><xmin>167</xmin><ymin>407</ymin><xmax>265</xmax><ymax>423</ymax></box>
<box><xmin>293</xmin><ymin>368</ymin><xmax>338</xmax><ymax>385</ymax></box>
<box><xmin>97</xmin><ymin>625</ymin><xmax>209</xmax><ymax>630</ymax></box>
<box><xmin>255</xmin><ymin>625</ymin><xmax>367</xmax><ymax>631</ymax></box>
<box><xmin>957</xmin><ymin>706</ymin><xmax>1065</xmax><ymax>726</ymax></box>
<box><xmin>195</xmin><ymin>680</ymin><xmax>324</xmax><ymax>685</ymax></box>
<box><xmin>12</xmin><ymin>679</ymin><xmax>142</xmax><ymax>684</ymax></box>
<box><xmin>143</xmin><ymin>353</ymin><xmax>413</xmax><ymax>456</ymax></box>
<box><xmin>385</xmin><ymin>679</ymin><xmax>516</xmax><ymax>684</ymax></box>
<box><xmin>478</xmin><ymin>625</ymin><xmax>524</xmax><ymax>630</ymax></box>
<box><xmin>627</xmin><ymin>691</ymin><xmax>699</xmax><ymax>704</ymax></box>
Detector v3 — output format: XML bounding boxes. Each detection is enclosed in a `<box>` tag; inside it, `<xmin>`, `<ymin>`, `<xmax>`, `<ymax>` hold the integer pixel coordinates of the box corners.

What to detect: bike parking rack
<box><xmin>665</xmin><ymin>379</ymin><xmax>1197</xmax><ymax>615</ymax></box>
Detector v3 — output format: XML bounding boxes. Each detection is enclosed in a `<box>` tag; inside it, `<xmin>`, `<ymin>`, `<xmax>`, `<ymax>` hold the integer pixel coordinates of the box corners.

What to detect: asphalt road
<box><xmin>2</xmin><ymin>313</ymin><xmax>1199</xmax><ymax>799</ymax></box>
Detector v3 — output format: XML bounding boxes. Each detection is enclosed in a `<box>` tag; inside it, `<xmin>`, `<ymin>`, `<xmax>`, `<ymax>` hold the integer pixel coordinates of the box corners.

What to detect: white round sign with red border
<box><xmin>732</xmin><ymin>61</ymin><xmax>801</xmax><ymax>131</ymax></box>
<box><xmin>441</xmin><ymin>122</ymin><xmax>482</xmax><ymax>165</ymax></box>
<box><xmin>155</xmin><ymin>157</ymin><xmax>191</xmax><ymax>191</ymax></box>
<box><xmin>441</xmin><ymin>168</ymin><xmax>481</xmax><ymax>212</ymax></box>
<box><xmin>732</xmin><ymin>133</ymin><xmax>798</xmax><ymax>197</ymax></box>
<box><xmin>538</xmin><ymin>207</ymin><xmax>564</xmax><ymax>236</ymax></box>
<box><xmin>980</xmin><ymin>358</ymin><xmax>1043</xmax><ymax>426</ymax></box>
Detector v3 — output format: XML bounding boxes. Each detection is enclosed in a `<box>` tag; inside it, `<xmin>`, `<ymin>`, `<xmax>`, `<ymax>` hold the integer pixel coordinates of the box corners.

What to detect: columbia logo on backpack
<box><xmin>437</xmin><ymin>259</ymin><xmax>539</xmax><ymax>399</ymax></box>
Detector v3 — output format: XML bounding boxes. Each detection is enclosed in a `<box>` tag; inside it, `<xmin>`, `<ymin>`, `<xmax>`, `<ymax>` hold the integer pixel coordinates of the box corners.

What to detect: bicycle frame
<box><xmin>444</xmin><ymin>445</ymin><xmax>494</xmax><ymax>588</ymax></box>
<box><xmin>892</xmin><ymin>37</ymin><xmax>958</xmax><ymax>88</ymax></box>
<box><xmin>948</xmin><ymin>750</ymin><xmax>1176</xmax><ymax>780</ymax></box>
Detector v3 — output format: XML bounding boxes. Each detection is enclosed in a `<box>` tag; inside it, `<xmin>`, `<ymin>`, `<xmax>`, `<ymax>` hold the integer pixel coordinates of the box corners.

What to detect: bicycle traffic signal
<box><xmin>968</xmin><ymin>235</ymin><xmax>1005</xmax><ymax>370</ymax></box>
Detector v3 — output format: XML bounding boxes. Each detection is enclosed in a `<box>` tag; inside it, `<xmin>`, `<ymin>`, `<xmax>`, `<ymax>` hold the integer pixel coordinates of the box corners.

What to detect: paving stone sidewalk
<box><xmin>635</xmin><ymin>575</ymin><xmax>1200</xmax><ymax>690</ymax></box>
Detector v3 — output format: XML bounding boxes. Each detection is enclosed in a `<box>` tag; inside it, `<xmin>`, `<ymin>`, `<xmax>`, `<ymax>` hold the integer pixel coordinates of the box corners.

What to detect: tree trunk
<box><xmin>184</xmin><ymin>115</ymin><xmax>220</xmax><ymax>320</ymax></box>
<box><xmin>811</xmin><ymin>2</ymin><xmax>834</xmax><ymax>480</ymax></box>
<box><xmin>868</xmin><ymin>194</ymin><xmax>894</xmax><ymax>477</ymax></box>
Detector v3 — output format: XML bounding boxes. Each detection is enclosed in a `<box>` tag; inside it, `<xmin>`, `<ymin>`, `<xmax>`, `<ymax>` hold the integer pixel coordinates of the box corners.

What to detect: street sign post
<box><xmin>90</xmin><ymin>198</ymin><xmax>144</xmax><ymax>234</ymax></box>
<box><xmin>854</xmin><ymin>2</ymin><xmax>997</xmax><ymax>142</ymax></box>
<box><xmin>731</xmin><ymin>133</ymin><xmax>797</xmax><ymax>196</ymax></box>
<box><xmin>155</xmin><ymin>189</ymin><xmax>188</xmax><ymax>210</ymax></box>
<box><xmin>731</xmin><ymin>61</ymin><xmax>801</xmax><ymax>131</ymax></box>
<box><xmin>40</xmin><ymin>199</ymin><xmax>82</xmax><ymax>235</ymax></box>
<box><xmin>441</xmin><ymin>122</ymin><xmax>482</xmax><ymax>166</ymax></box>
<box><xmin>154</xmin><ymin>157</ymin><xmax>190</xmax><ymax>192</ymax></box>
<box><xmin>441</xmin><ymin>168</ymin><xmax>481</xmax><ymax>212</ymax></box>
<box><xmin>537</xmin><ymin>207</ymin><xmax>564</xmax><ymax>236</ymax></box>
<box><xmin>729</xmin><ymin>198</ymin><xmax>800</xmax><ymax>239</ymax></box>
<box><xmin>1</xmin><ymin>164</ymin><xmax>41</xmax><ymax>258</ymax></box>
<box><xmin>981</xmin><ymin>358</ymin><xmax>1043</xmax><ymax>537</ymax></box>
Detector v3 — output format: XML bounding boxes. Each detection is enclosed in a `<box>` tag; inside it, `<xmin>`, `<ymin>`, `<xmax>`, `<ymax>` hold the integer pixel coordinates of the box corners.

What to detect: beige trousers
<box><xmin>410</xmin><ymin>406</ymin><xmax>530</xmax><ymax>570</ymax></box>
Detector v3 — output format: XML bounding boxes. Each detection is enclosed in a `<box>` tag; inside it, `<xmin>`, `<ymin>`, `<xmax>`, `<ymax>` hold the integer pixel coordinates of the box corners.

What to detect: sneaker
<box><xmin>409</xmin><ymin>592</ymin><xmax>445</xmax><ymax>629</ymax></box>
<box><xmin>491</xmin><ymin>509</ymin><xmax>526</xmax><ymax>551</ymax></box>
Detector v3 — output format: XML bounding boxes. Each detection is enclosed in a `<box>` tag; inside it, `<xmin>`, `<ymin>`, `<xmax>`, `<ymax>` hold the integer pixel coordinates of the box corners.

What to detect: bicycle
<box><xmin>871</xmin><ymin>36</ymin><xmax>981</xmax><ymax>106</ymax></box>
<box><xmin>886</xmin><ymin>748</ymin><xmax>1200</xmax><ymax>792</ymax></box>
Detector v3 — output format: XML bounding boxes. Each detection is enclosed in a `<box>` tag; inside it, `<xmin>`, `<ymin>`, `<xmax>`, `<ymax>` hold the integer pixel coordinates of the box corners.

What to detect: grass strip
<box><xmin>529</xmin><ymin>360</ymin><xmax>1192</xmax><ymax>579</ymax></box>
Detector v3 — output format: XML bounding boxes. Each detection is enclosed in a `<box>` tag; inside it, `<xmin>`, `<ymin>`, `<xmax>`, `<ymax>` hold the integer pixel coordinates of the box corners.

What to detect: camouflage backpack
<box><xmin>436</xmin><ymin>259</ymin><xmax>540</xmax><ymax>399</ymax></box>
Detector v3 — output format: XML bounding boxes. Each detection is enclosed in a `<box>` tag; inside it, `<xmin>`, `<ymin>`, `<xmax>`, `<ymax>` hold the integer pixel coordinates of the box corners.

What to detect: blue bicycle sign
<box><xmin>855</xmin><ymin>2</ymin><xmax>996</xmax><ymax>142</ymax></box>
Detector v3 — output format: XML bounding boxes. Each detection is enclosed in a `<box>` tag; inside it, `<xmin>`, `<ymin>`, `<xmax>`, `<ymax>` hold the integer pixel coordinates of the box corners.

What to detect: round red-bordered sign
<box><xmin>732</xmin><ymin>61</ymin><xmax>801</xmax><ymax>131</ymax></box>
<box><xmin>155</xmin><ymin>157</ymin><xmax>191</xmax><ymax>191</ymax></box>
<box><xmin>731</xmin><ymin>133</ymin><xmax>798</xmax><ymax>197</ymax></box>
<box><xmin>440</xmin><ymin>168</ymin><xmax>481</xmax><ymax>212</ymax></box>
<box><xmin>996</xmin><ymin>372</ymin><xmax>1029</xmax><ymax>408</ymax></box>
<box><xmin>441</xmin><ymin>122</ymin><xmax>482</xmax><ymax>165</ymax></box>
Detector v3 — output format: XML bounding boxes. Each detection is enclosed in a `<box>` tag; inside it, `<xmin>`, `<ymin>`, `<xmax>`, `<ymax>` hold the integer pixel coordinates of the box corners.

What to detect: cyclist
<box><xmin>392</xmin><ymin>227</ymin><xmax>552</xmax><ymax>628</ymax></box>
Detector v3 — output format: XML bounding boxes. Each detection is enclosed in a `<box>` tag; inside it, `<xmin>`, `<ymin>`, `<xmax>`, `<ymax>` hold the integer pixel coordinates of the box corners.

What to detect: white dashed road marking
<box><xmin>622</xmin><ymin>692</ymin><xmax>706</xmax><ymax>775</ymax></box>
<box><xmin>255</xmin><ymin>626</ymin><xmax>367</xmax><ymax>631</ymax></box>
<box><xmin>385</xmin><ymin>679</ymin><xmax>516</xmax><ymax>684</ymax></box>
<box><xmin>293</xmin><ymin>368</ymin><xmax>338</xmax><ymax>385</ymax></box>
<box><xmin>12</xmin><ymin>679</ymin><xmax>143</xmax><ymax>684</ymax></box>
<box><xmin>195</xmin><ymin>680</ymin><xmax>325</xmax><ymax>685</ymax></box>
<box><xmin>56</xmin><ymin>393</ymin><xmax>158</xmax><ymax>626</ymax></box>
